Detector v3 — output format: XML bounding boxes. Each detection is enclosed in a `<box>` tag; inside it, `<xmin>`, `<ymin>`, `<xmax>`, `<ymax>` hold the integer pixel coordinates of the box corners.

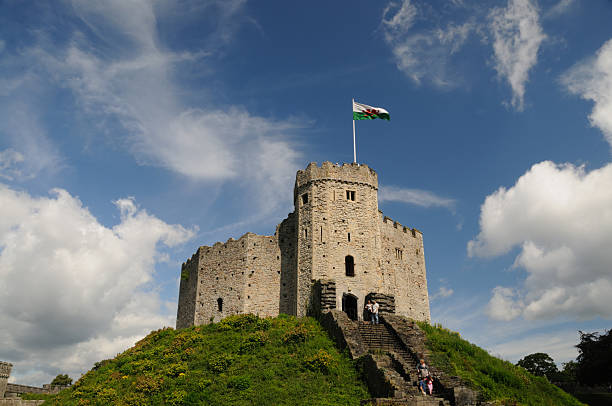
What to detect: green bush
<box><xmin>304</xmin><ymin>349</ymin><xmax>334</xmax><ymax>373</ymax></box>
<box><xmin>227</xmin><ymin>375</ymin><xmax>251</xmax><ymax>390</ymax></box>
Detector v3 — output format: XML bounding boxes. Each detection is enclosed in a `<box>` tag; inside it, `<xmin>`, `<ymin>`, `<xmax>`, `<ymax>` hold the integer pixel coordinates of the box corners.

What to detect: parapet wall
<box><xmin>295</xmin><ymin>162</ymin><xmax>378</xmax><ymax>200</ymax></box>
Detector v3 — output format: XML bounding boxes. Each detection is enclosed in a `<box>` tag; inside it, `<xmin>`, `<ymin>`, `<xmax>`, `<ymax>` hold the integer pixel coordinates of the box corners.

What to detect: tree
<box><xmin>50</xmin><ymin>374</ymin><xmax>72</xmax><ymax>386</ymax></box>
<box><xmin>516</xmin><ymin>352</ymin><xmax>558</xmax><ymax>379</ymax></box>
<box><xmin>575</xmin><ymin>329</ymin><xmax>612</xmax><ymax>386</ymax></box>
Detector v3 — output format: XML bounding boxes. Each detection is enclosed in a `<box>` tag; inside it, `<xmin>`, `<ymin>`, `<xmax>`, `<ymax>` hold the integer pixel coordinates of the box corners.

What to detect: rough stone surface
<box><xmin>0</xmin><ymin>362</ymin><xmax>11</xmax><ymax>398</ymax></box>
<box><xmin>0</xmin><ymin>400</ymin><xmax>44</xmax><ymax>406</ymax></box>
<box><xmin>177</xmin><ymin>162</ymin><xmax>431</xmax><ymax>327</ymax></box>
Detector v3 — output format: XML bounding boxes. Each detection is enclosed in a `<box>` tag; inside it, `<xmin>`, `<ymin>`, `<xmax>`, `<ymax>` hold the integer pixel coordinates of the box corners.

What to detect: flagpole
<box><xmin>352</xmin><ymin>98</ymin><xmax>357</xmax><ymax>163</ymax></box>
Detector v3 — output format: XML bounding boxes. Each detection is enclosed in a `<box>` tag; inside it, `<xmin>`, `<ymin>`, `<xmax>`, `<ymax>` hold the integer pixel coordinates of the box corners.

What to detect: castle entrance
<box><xmin>342</xmin><ymin>293</ymin><xmax>358</xmax><ymax>321</ymax></box>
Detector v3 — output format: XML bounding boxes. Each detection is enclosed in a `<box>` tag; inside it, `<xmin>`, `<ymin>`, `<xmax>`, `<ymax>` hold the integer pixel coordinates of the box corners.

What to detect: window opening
<box><xmin>348</xmin><ymin>232</ymin><xmax>351</xmax><ymax>242</ymax></box>
<box><xmin>320</xmin><ymin>226</ymin><xmax>323</xmax><ymax>241</ymax></box>
<box><xmin>345</xmin><ymin>255</ymin><xmax>355</xmax><ymax>277</ymax></box>
<box><xmin>217</xmin><ymin>298</ymin><xmax>223</xmax><ymax>312</ymax></box>
<box><xmin>395</xmin><ymin>248</ymin><xmax>403</xmax><ymax>260</ymax></box>
<box><xmin>301</xmin><ymin>193</ymin><xmax>308</xmax><ymax>205</ymax></box>
<box><xmin>304</xmin><ymin>228</ymin><xmax>308</xmax><ymax>238</ymax></box>
<box><xmin>346</xmin><ymin>190</ymin><xmax>355</xmax><ymax>201</ymax></box>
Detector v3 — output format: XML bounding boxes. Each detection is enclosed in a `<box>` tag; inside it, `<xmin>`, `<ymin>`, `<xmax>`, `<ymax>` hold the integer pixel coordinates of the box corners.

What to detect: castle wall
<box><xmin>192</xmin><ymin>237</ymin><xmax>248</xmax><ymax>324</ymax></box>
<box><xmin>176</xmin><ymin>251</ymin><xmax>200</xmax><ymax>329</ymax></box>
<box><xmin>0</xmin><ymin>362</ymin><xmax>11</xmax><ymax>398</ymax></box>
<box><xmin>379</xmin><ymin>216</ymin><xmax>430</xmax><ymax>322</ymax></box>
<box><xmin>242</xmin><ymin>234</ymin><xmax>281</xmax><ymax>317</ymax></box>
<box><xmin>277</xmin><ymin>214</ymin><xmax>298</xmax><ymax>315</ymax></box>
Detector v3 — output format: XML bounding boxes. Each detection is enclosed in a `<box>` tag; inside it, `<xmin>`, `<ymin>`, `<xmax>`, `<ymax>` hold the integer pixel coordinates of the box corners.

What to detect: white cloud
<box><xmin>382</xmin><ymin>0</ymin><xmax>476</xmax><ymax>87</ymax></box>
<box><xmin>486</xmin><ymin>287</ymin><xmax>524</xmax><ymax>321</ymax></box>
<box><xmin>379</xmin><ymin>185</ymin><xmax>455</xmax><ymax>209</ymax></box>
<box><xmin>0</xmin><ymin>184</ymin><xmax>195</xmax><ymax>384</ymax></box>
<box><xmin>561</xmin><ymin>38</ymin><xmax>612</xmax><ymax>150</ymax></box>
<box><xmin>430</xmin><ymin>286</ymin><xmax>454</xmax><ymax>301</ymax></box>
<box><xmin>488</xmin><ymin>329</ymin><xmax>581</xmax><ymax>364</ymax></box>
<box><xmin>0</xmin><ymin>149</ymin><xmax>24</xmax><ymax>180</ymax></box>
<box><xmin>545</xmin><ymin>0</ymin><xmax>577</xmax><ymax>19</ymax></box>
<box><xmin>3</xmin><ymin>1</ymin><xmax>302</xmax><ymax>213</ymax></box>
<box><xmin>469</xmin><ymin>161</ymin><xmax>612</xmax><ymax>321</ymax></box>
<box><xmin>488</xmin><ymin>0</ymin><xmax>546</xmax><ymax>111</ymax></box>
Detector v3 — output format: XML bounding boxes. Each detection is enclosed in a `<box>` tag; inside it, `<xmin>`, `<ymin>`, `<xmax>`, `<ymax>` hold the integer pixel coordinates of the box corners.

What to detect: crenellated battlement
<box><xmin>295</xmin><ymin>162</ymin><xmax>378</xmax><ymax>194</ymax></box>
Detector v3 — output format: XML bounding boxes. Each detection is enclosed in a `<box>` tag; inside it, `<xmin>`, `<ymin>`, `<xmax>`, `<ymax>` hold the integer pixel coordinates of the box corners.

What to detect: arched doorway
<box><xmin>342</xmin><ymin>293</ymin><xmax>358</xmax><ymax>321</ymax></box>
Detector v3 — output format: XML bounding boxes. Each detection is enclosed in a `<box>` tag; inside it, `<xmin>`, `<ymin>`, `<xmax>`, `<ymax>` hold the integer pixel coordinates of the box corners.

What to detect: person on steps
<box><xmin>417</xmin><ymin>359</ymin><xmax>429</xmax><ymax>395</ymax></box>
<box><xmin>426</xmin><ymin>375</ymin><xmax>433</xmax><ymax>395</ymax></box>
<box><xmin>365</xmin><ymin>300</ymin><xmax>373</xmax><ymax>323</ymax></box>
<box><xmin>371</xmin><ymin>300</ymin><xmax>379</xmax><ymax>324</ymax></box>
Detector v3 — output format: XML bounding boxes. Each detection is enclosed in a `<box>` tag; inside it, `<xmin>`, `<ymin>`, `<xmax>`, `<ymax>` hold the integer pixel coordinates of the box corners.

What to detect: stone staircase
<box><xmin>358</xmin><ymin>321</ymin><xmax>451</xmax><ymax>406</ymax></box>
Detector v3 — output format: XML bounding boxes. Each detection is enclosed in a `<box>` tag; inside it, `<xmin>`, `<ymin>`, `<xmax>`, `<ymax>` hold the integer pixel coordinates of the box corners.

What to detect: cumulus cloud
<box><xmin>379</xmin><ymin>185</ymin><xmax>456</xmax><ymax>209</ymax></box>
<box><xmin>382</xmin><ymin>0</ymin><xmax>476</xmax><ymax>87</ymax></box>
<box><xmin>488</xmin><ymin>0</ymin><xmax>546</xmax><ymax>111</ymax></box>
<box><xmin>3</xmin><ymin>0</ymin><xmax>301</xmax><ymax>212</ymax></box>
<box><xmin>561</xmin><ymin>38</ymin><xmax>612</xmax><ymax>150</ymax></box>
<box><xmin>469</xmin><ymin>161</ymin><xmax>612</xmax><ymax>321</ymax></box>
<box><xmin>0</xmin><ymin>184</ymin><xmax>195</xmax><ymax>384</ymax></box>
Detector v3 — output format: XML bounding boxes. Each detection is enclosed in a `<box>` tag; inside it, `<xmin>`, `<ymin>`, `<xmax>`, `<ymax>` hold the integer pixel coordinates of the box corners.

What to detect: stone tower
<box><xmin>176</xmin><ymin>162</ymin><xmax>430</xmax><ymax>328</ymax></box>
<box><xmin>0</xmin><ymin>361</ymin><xmax>12</xmax><ymax>398</ymax></box>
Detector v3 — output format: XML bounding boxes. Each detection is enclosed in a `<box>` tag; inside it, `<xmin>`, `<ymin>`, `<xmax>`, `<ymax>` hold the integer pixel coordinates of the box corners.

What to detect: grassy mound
<box><xmin>416</xmin><ymin>322</ymin><xmax>584</xmax><ymax>406</ymax></box>
<box><xmin>44</xmin><ymin>314</ymin><xmax>369</xmax><ymax>405</ymax></box>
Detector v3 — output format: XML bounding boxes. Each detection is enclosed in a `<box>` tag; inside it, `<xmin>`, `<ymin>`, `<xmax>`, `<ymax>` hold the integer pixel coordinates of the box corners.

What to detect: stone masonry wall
<box><xmin>380</xmin><ymin>216</ymin><xmax>431</xmax><ymax>322</ymax></box>
<box><xmin>193</xmin><ymin>237</ymin><xmax>248</xmax><ymax>324</ymax></box>
<box><xmin>0</xmin><ymin>362</ymin><xmax>11</xmax><ymax>398</ymax></box>
<box><xmin>176</xmin><ymin>250</ymin><xmax>199</xmax><ymax>329</ymax></box>
<box><xmin>277</xmin><ymin>214</ymin><xmax>298</xmax><ymax>315</ymax></box>
<box><xmin>242</xmin><ymin>234</ymin><xmax>281</xmax><ymax>316</ymax></box>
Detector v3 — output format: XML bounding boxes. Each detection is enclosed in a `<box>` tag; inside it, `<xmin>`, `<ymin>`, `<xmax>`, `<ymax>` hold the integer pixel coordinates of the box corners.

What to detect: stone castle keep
<box><xmin>176</xmin><ymin>162</ymin><xmax>430</xmax><ymax>328</ymax></box>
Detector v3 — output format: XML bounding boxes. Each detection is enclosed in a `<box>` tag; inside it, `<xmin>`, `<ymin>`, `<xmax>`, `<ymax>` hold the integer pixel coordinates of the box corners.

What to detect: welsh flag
<box><xmin>353</xmin><ymin>100</ymin><xmax>390</xmax><ymax>121</ymax></box>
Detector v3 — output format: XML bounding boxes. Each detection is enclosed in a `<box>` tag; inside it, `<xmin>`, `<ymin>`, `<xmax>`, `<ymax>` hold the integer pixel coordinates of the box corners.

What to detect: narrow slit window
<box><xmin>301</xmin><ymin>193</ymin><xmax>308</xmax><ymax>205</ymax></box>
<box><xmin>320</xmin><ymin>226</ymin><xmax>323</xmax><ymax>241</ymax></box>
<box><xmin>217</xmin><ymin>298</ymin><xmax>223</xmax><ymax>312</ymax></box>
<box><xmin>348</xmin><ymin>232</ymin><xmax>351</xmax><ymax>242</ymax></box>
<box><xmin>304</xmin><ymin>228</ymin><xmax>308</xmax><ymax>238</ymax></box>
<box><xmin>345</xmin><ymin>255</ymin><xmax>355</xmax><ymax>277</ymax></box>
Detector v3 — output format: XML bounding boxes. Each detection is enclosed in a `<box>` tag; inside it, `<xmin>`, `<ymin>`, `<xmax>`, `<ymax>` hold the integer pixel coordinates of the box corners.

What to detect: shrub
<box><xmin>207</xmin><ymin>354</ymin><xmax>234</xmax><ymax>373</ymax></box>
<box><xmin>227</xmin><ymin>375</ymin><xmax>251</xmax><ymax>390</ymax></box>
<box><xmin>304</xmin><ymin>349</ymin><xmax>334</xmax><ymax>373</ymax></box>
<box><xmin>282</xmin><ymin>324</ymin><xmax>311</xmax><ymax>344</ymax></box>
<box><xmin>239</xmin><ymin>331</ymin><xmax>268</xmax><ymax>354</ymax></box>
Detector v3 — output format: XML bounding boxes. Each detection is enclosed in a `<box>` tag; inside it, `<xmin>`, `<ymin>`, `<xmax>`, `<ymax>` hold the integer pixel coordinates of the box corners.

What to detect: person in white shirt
<box><xmin>371</xmin><ymin>300</ymin><xmax>379</xmax><ymax>324</ymax></box>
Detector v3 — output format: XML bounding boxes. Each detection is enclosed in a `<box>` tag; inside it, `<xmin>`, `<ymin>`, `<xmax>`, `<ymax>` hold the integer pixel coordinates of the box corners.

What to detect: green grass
<box><xmin>416</xmin><ymin>322</ymin><xmax>584</xmax><ymax>406</ymax></box>
<box><xmin>43</xmin><ymin>314</ymin><xmax>369</xmax><ymax>406</ymax></box>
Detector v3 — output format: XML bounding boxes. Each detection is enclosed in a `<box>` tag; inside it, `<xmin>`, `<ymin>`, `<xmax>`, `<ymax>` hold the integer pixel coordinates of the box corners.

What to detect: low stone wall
<box><xmin>319</xmin><ymin>309</ymin><xmax>367</xmax><ymax>358</ymax></box>
<box><xmin>0</xmin><ymin>400</ymin><xmax>44</xmax><ymax>406</ymax></box>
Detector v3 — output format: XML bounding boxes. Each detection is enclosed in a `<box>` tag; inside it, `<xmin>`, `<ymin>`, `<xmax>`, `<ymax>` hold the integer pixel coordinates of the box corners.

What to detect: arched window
<box><xmin>217</xmin><ymin>298</ymin><xmax>223</xmax><ymax>312</ymax></box>
<box><xmin>345</xmin><ymin>255</ymin><xmax>354</xmax><ymax>277</ymax></box>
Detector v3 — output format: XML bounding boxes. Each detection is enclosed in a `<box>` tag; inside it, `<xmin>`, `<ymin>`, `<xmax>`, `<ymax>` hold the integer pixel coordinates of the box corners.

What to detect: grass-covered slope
<box><xmin>416</xmin><ymin>322</ymin><xmax>584</xmax><ymax>406</ymax></box>
<box><xmin>45</xmin><ymin>314</ymin><xmax>369</xmax><ymax>406</ymax></box>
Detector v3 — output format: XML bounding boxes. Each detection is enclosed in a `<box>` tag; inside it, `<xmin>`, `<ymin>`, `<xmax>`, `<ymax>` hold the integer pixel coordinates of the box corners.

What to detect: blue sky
<box><xmin>1</xmin><ymin>0</ymin><xmax>612</xmax><ymax>385</ymax></box>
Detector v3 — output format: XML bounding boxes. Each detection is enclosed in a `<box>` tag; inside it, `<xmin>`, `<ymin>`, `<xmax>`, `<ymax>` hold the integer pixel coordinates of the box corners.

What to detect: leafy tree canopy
<box><xmin>576</xmin><ymin>329</ymin><xmax>612</xmax><ymax>386</ymax></box>
<box><xmin>517</xmin><ymin>352</ymin><xmax>558</xmax><ymax>379</ymax></box>
<box><xmin>50</xmin><ymin>374</ymin><xmax>72</xmax><ymax>386</ymax></box>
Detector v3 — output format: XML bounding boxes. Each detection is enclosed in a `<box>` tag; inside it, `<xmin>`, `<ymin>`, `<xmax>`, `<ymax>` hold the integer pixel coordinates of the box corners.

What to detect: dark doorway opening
<box><xmin>342</xmin><ymin>293</ymin><xmax>358</xmax><ymax>321</ymax></box>
<box><xmin>217</xmin><ymin>298</ymin><xmax>223</xmax><ymax>312</ymax></box>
